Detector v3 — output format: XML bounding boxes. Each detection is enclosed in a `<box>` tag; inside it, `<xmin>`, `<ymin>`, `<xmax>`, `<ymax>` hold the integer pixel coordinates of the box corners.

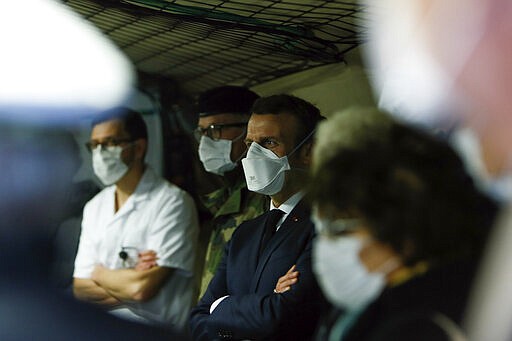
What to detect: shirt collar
<box><xmin>270</xmin><ymin>191</ymin><xmax>304</xmax><ymax>230</ymax></box>
<box><xmin>270</xmin><ymin>191</ymin><xmax>304</xmax><ymax>214</ymax></box>
<box><xmin>124</xmin><ymin>165</ymin><xmax>156</xmax><ymax>204</ymax></box>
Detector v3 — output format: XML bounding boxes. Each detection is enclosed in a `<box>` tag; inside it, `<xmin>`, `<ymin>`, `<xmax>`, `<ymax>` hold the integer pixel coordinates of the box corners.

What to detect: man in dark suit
<box><xmin>190</xmin><ymin>94</ymin><xmax>325</xmax><ymax>340</ymax></box>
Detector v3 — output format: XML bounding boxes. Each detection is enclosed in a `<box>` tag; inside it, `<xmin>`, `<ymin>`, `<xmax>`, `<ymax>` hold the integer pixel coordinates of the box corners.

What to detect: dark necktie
<box><xmin>259</xmin><ymin>209</ymin><xmax>284</xmax><ymax>257</ymax></box>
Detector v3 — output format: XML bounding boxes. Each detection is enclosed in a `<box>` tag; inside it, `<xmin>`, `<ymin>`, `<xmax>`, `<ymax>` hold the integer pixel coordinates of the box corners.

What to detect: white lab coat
<box><xmin>74</xmin><ymin>167</ymin><xmax>199</xmax><ymax>328</ymax></box>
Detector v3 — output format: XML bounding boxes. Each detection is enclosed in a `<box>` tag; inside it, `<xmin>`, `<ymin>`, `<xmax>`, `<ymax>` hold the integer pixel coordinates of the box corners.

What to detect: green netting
<box><xmin>63</xmin><ymin>0</ymin><xmax>365</xmax><ymax>94</ymax></box>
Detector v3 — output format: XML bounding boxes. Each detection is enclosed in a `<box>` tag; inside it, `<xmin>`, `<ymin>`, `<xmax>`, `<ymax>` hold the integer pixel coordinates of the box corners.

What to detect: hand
<box><xmin>274</xmin><ymin>265</ymin><xmax>299</xmax><ymax>294</ymax></box>
<box><xmin>135</xmin><ymin>250</ymin><xmax>159</xmax><ymax>271</ymax></box>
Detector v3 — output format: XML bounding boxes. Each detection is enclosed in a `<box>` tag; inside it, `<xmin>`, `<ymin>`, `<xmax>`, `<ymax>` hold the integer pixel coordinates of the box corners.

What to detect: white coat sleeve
<box><xmin>146</xmin><ymin>188</ymin><xmax>199</xmax><ymax>276</ymax></box>
<box><xmin>73</xmin><ymin>200</ymin><xmax>98</xmax><ymax>278</ymax></box>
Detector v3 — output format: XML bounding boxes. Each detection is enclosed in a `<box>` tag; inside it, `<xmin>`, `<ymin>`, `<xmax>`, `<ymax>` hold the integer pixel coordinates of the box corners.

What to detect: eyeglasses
<box><xmin>318</xmin><ymin>218</ymin><xmax>362</xmax><ymax>238</ymax></box>
<box><xmin>312</xmin><ymin>206</ymin><xmax>361</xmax><ymax>237</ymax></box>
<box><xmin>85</xmin><ymin>137</ymin><xmax>133</xmax><ymax>152</ymax></box>
<box><xmin>194</xmin><ymin>122</ymin><xmax>247</xmax><ymax>141</ymax></box>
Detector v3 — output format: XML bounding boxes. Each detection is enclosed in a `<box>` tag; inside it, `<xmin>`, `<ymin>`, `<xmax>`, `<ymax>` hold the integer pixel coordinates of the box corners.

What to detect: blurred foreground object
<box><xmin>311</xmin><ymin>107</ymin><xmax>496</xmax><ymax>340</ymax></box>
<box><xmin>0</xmin><ymin>0</ymin><xmax>134</xmax><ymax>123</ymax></box>
<box><xmin>363</xmin><ymin>1</ymin><xmax>512</xmax><ymax>340</ymax></box>
<box><xmin>0</xmin><ymin>0</ymin><xmax>181</xmax><ymax>339</ymax></box>
<box><xmin>362</xmin><ymin>0</ymin><xmax>484</xmax><ymax>127</ymax></box>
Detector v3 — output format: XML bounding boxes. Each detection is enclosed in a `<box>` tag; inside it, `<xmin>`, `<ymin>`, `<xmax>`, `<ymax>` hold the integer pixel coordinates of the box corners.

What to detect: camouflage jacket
<box><xmin>199</xmin><ymin>178</ymin><xmax>267</xmax><ymax>296</ymax></box>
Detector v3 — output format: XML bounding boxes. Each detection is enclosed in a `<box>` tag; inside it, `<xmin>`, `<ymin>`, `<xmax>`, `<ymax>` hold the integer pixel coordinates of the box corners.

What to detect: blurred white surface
<box><xmin>0</xmin><ymin>0</ymin><xmax>134</xmax><ymax>122</ymax></box>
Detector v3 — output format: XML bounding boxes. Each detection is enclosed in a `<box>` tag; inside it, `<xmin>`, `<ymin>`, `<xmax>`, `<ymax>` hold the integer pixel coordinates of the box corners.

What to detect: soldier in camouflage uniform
<box><xmin>199</xmin><ymin>174</ymin><xmax>267</xmax><ymax>295</ymax></box>
<box><xmin>194</xmin><ymin>86</ymin><xmax>267</xmax><ymax>296</ymax></box>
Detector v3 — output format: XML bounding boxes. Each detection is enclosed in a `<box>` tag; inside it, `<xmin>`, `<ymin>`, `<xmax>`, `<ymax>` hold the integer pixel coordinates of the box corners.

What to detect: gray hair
<box><xmin>312</xmin><ymin>106</ymin><xmax>395</xmax><ymax>174</ymax></box>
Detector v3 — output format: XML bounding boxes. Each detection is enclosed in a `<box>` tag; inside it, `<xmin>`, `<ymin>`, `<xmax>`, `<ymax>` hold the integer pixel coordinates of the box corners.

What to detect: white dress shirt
<box><xmin>270</xmin><ymin>191</ymin><xmax>304</xmax><ymax>231</ymax></box>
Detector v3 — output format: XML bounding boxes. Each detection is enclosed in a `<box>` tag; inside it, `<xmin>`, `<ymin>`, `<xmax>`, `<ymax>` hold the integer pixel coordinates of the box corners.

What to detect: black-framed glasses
<box><xmin>85</xmin><ymin>137</ymin><xmax>134</xmax><ymax>152</ymax></box>
<box><xmin>194</xmin><ymin>122</ymin><xmax>247</xmax><ymax>142</ymax></box>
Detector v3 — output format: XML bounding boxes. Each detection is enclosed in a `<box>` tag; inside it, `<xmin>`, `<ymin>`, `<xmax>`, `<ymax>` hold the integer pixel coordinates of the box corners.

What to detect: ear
<box><xmin>134</xmin><ymin>139</ymin><xmax>147</xmax><ymax>161</ymax></box>
<box><xmin>298</xmin><ymin>141</ymin><xmax>313</xmax><ymax>167</ymax></box>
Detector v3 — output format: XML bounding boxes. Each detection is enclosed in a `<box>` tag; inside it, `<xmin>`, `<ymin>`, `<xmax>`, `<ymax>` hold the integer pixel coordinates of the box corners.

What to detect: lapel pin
<box><xmin>292</xmin><ymin>216</ymin><xmax>299</xmax><ymax>222</ymax></box>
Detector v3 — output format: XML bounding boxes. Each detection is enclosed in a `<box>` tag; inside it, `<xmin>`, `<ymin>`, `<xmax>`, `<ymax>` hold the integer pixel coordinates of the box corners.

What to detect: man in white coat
<box><xmin>73</xmin><ymin>109</ymin><xmax>199</xmax><ymax>330</ymax></box>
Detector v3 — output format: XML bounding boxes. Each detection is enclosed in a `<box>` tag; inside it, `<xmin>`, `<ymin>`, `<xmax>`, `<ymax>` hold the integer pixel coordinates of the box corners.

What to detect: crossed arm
<box><xmin>73</xmin><ymin>250</ymin><xmax>171</xmax><ymax>305</ymax></box>
<box><xmin>274</xmin><ymin>264</ymin><xmax>299</xmax><ymax>293</ymax></box>
<box><xmin>190</xmin><ymin>241</ymin><xmax>317</xmax><ymax>340</ymax></box>
<box><xmin>73</xmin><ymin>277</ymin><xmax>121</xmax><ymax>307</ymax></box>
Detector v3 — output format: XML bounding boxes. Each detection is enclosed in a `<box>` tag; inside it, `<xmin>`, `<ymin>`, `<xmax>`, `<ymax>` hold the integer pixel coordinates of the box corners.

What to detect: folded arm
<box><xmin>91</xmin><ymin>265</ymin><xmax>172</xmax><ymax>302</ymax></box>
<box><xmin>274</xmin><ymin>264</ymin><xmax>299</xmax><ymax>293</ymax></box>
<box><xmin>208</xmin><ymin>260</ymin><xmax>315</xmax><ymax>340</ymax></box>
<box><xmin>191</xmin><ymin>235</ymin><xmax>319</xmax><ymax>340</ymax></box>
<box><xmin>73</xmin><ymin>277</ymin><xmax>121</xmax><ymax>307</ymax></box>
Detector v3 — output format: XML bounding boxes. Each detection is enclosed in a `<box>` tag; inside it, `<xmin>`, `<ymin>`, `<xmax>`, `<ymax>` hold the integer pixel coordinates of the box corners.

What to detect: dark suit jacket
<box><xmin>190</xmin><ymin>200</ymin><xmax>323</xmax><ymax>340</ymax></box>
<box><xmin>340</xmin><ymin>260</ymin><xmax>477</xmax><ymax>341</ymax></box>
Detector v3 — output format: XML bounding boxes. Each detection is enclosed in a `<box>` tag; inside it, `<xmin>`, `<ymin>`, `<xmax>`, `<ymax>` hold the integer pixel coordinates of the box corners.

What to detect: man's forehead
<box><xmin>247</xmin><ymin>114</ymin><xmax>276</xmax><ymax>132</ymax></box>
<box><xmin>91</xmin><ymin>118</ymin><xmax>126</xmax><ymax>138</ymax></box>
<box><xmin>198</xmin><ymin>113</ymin><xmax>247</xmax><ymax>126</ymax></box>
<box><xmin>247</xmin><ymin>113</ymin><xmax>297</xmax><ymax>139</ymax></box>
<box><xmin>248</xmin><ymin>112</ymin><xmax>296</xmax><ymax>128</ymax></box>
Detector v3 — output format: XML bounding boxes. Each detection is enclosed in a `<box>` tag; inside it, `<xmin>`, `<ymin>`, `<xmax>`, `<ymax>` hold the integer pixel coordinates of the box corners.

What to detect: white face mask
<box><xmin>198</xmin><ymin>135</ymin><xmax>237</xmax><ymax>176</ymax></box>
<box><xmin>242</xmin><ymin>130</ymin><xmax>315</xmax><ymax>196</ymax></box>
<box><xmin>313</xmin><ymin>231</ymin><xmax>398</xmax><ymax>311</ymax></box>
<box><xmin>241</xmin><ymin>142</ymin><xmax>291</xmax><ymax>195</ymax></box>
<box><xmin>92</xmin><ymin>145</ymin><xmax>129</xmax><ymax>186</ymax></box>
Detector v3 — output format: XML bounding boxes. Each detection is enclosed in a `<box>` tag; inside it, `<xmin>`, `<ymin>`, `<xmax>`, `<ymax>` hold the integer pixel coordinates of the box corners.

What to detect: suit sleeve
<box><xmin>189</xmin><ymin>239</ymin><xmax>230</xmax><ymax>341</ymax></box>
<box><xmin>208</xmin><ymin>229</ymin><xmax>318</xmax><ymax>340</ymax></box>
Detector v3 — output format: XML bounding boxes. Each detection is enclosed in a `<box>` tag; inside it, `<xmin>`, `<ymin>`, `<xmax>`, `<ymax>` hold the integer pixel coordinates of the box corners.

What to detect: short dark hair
<box><xmin>309</xmin><ymin>123</ymin><xmax>497</xmax><ymax>266</ymax></box>
<box><xmin>92</xmin><ymin>108</ymin><xmax>148</xmax><ymax>141</ymax></box>
<box><xmin>251</xmin><ymin>94</ymin><xmax>325</xmax><ymax>145</ymax></box>
<box><xmin>196</xmin><ymin>86</ymin><xmax>259</xmax><ymax>117</ymax></box>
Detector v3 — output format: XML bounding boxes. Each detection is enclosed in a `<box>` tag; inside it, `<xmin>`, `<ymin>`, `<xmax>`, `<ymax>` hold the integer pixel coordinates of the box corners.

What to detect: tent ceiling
<box><xmin>63</xmin><ymin>0</ymin><xmax>365</xmax><ymax>95</ymax></box>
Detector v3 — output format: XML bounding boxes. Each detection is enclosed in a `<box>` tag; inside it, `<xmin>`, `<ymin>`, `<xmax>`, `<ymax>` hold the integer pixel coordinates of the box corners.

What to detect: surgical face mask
<box><xmin>92</xmin><ymin>145</ymin><xmax>129</xmax><ymax>186</ymax></box>
<box><xmin>242</xmin><ymin>130</ymin><xmax>315</xmax><ymax>196</ymax></box>
<box><xmin>198</xmin><ymin>135</ymin><xmax>238</xmax><ymax>176</ymax></box>
<box><xmin>313</xmin><ymin>234</ymin><xmax>397</xmax><ymax>311</ymax></box>
<box><xmin>241</xmin><ymin>142</ymin><xmax>290</xmax><ymax>195</ymax></box>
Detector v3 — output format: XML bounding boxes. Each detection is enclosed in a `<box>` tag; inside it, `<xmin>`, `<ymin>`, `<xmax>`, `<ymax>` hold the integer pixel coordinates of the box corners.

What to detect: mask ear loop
<box><xmin>242</xmin><ymin>129</ymin><xmax>317</xmax><ymax>175</ymax></box>
<box><xmin>286</xmin><ymin>129</ymin><xmax>316</xmax><ymax>172</ymax></box>
<box><xmin>288</xmin><ymin>129</ymin><xmax>316</xmax><ymax>158</ymax></box>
